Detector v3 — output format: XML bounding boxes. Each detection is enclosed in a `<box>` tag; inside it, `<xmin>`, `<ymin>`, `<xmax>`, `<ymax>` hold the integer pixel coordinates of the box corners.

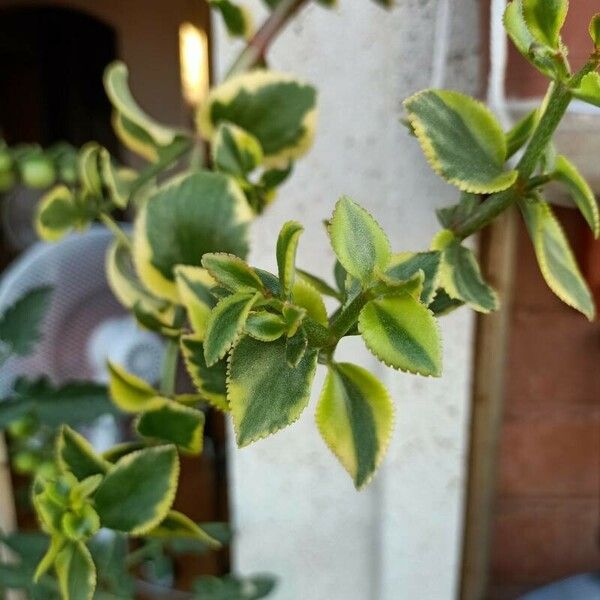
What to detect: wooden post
<box><xmin>459</xmin><ymin>209</ymin><xmax>518</xmax><ymax>600</ymax></box>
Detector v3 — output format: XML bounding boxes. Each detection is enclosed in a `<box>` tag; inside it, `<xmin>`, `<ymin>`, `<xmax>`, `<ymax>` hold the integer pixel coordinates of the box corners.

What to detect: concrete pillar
<box><xmin>215</xmin><ymin>2</ymin><xmax>481</xmax><ymax>598</ymax></box>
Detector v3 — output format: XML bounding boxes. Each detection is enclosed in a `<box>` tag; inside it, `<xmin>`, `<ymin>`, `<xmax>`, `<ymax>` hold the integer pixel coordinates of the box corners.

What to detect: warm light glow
<box><xmin>179</xmin><ymin>22</ymin><xmax>209</xmax><ymax>108</ymax></box>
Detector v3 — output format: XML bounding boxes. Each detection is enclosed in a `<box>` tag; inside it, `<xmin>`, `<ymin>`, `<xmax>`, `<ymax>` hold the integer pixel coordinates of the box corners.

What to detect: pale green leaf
<box><xmin>99</xmin><ymin>148</ymin><xmax>135</xmax><ymax>209</ymax></box>
<box><xmin>329</xmin><ymin>196</ymin><xmax>391</xmax><ymax>284</ymax></box>
<box><xmin>522</xmin><ymin>0</ymin><xmax>567</xmax><ymax>49</ymax></box>
<box><xmin>553</xmin><ymin>155</ymin><xmax>599</xmax><ymax>237</ymax></box>
<box><xmin>107</xmin><ymin>361</ymin><xmax>161</xmax><ymax>413</ymax></box>
<box><xmin>204</xmin><ymin>291</ymin><xmax>260</xmax><ymax>366</ymax></box>
<box><xmin>359</xmin><ymin>293</ymin><xmax>442</xmax><ymax>377</ymax></box>
<box><xmin>276</xmin><ymin>220</ymin><xmax>303</xmax><ymax>297</ymax></box>
<box><xmin>244</xmin><ymin>312</ymin><xmax>287</xmax><ymax>341</ymax></box>
<box><xmin>316</xmin><ymin>362</ymin><xmax>393</xmax><ymax>489</ymax></box>
<box><xmin>590</xmin><ymin>13</ymin><xmax>600</xmax><ymax>47</ymax></box>
<box><xmin>94</xmin><ymin>446</ymin><xmax>179</xmax><ymax>535</ymax></box>
<box><xmin>78</xmin><ymin>143</ymin><xmax>102</xmax><ymax>197</ymax></box>
<box><xmin>197</xmin><ymin>69</ymin><xmax>317</xmax><ymax>167</ymax></box>
<box><xmin>520</xmin><ymin>196</ymin><xmax>595</xmax><ymax>320</ymax></box>
<box><xmin>227</xmin><ymin>335</ymin><xmax>317</xmax><ymax>446</ymax></box>
<box><xmin>291</xmin><ymin>278</ymin><xmax>328</xmax><ymax>326</ymax></box>
<box><xmin>571</xmin><ymin>72</ymin><xmax>600</xmax><ymax>108</ymax></box>
<box><xmin>404</xmin><ymin>89</ymin><xmax>518</xmax><ymax>194</ymax></box>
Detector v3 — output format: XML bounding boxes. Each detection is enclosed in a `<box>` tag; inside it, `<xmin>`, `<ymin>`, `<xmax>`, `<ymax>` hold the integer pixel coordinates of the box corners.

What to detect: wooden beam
<box><xmin>459</xmin><ymin>209</ymin><xmax>518</xmax><ymax>600</ymax></box>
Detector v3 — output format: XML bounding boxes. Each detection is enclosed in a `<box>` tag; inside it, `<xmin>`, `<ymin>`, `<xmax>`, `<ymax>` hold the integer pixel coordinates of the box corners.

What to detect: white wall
<box><xmin>215</xmin><ymin>2</ymin><xmax>481</xmax><ymax>598</ymax></box>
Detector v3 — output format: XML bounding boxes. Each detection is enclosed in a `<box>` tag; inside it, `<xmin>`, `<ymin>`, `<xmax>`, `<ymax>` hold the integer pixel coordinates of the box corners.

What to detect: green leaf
<box><xmin>35</xmin><ymin>185</ymin><xmax>85</xmax><ymax>241</ymax></box>
<box><xmin>1</xmin><ymin>378</ymin><xmax>116</xmax><ymax>429</ymax></box>
<box><xmin>503</xmin><ymin>0</ymin><xmax>559</xmax><ymax>78</ymax></box>
<box><xmin>197</xmin><ymin>70</ymin><xmax>317</xmax><ymax>167</ymax></box>
<box><xmin>385</xmin><ymin>251</ymin><xmax>441</xmax><ymax>304</ymax></box>
<box><xmin>106</xmin><ymin>240</ymin><xmax>170</xmax><ymax>315</ymax></box>
<box><xmin>428</xmin><ymin>288</ymin><xmax>465</xmax><ymax>316</ymax></box>
<box><xmin>0</xmin><ymin>286</ymin><xmax>52</xmax><ymax>359</ymax></box>
<box><xmin>54</xmin><ymin>541</ymin><xmax>96</xmax><ymax>600</ymax></box>
<box><xmin>57</xmin><ymin>426</ymin><xmax>110</xmax><ymax>480</ymax></box>
<box><xmin>192</xmin><ymin>574</ymin><xmax>276</xmax><ymax>600</ymax></box>
<box><xmin>94</xmin><ymin>446</ymin><xmax>179</xmax><ymax>535</ymax></box>
<box><xmin>436</xmin><ymin>193</ymin><xmax>480</xmax><ymax>230</ymax></box>
<box><xmin>522</xmin><ymin>0</ymin><xmax>567</xmax><ymax>50</ymax></box>
<box><xmin>213</xmin><ymin>122</ymin><xmax>263</xmax><ymax>176</ymax></box>
<box><xmin>204</xmin><ymin>291</ymin><xmax>260</xmax><ymax>366</ymax></box>
<box><xmin>133</xmin><ymin>171</ymin><xmax>252</xmax><ymax>302</ymax></box>
<box><xmin>228</xmin><ymin>335</ymin><xmax>317</xmax><ymax>446</ymax></box>
<box><xmin>78</xmin><ymin>143</ymin><xmax>102</xmax><ymax>197</ymax></box>
<box><xmin>329</xmin><ymin>196</ymin><xmax>391</xmax><ymax>284</ymax></box>
<box><xmin>432</xmin><ymin>230</ymin><xmax>498</xmax><ymax>313</ymax></box>
<box><xmin>276</xmin><ymin>221</ymin><xmax>303</xmax><ymax>298</ymax></box>
<box><xmin>136</xmin><ymin>399</ymin><xmax>205</xmax><ymax>454</ymax></box>
<box><xmin>202</xmin><ymin>253</ymin><xmax>264</xmax><ymax>292</ymax></box>
<box><xmin>244</xmin><ymin>312</ymin><xmax>287</xmax><ymax>342</ymax></box>
<box><xmin>209</xmin><ymin>0</ymin><xmax>254</xmax><ymax>39</ymax></box>
<box><xmin>281</xmin><ymin>303</ymin><xmax>305</xmax><ymax>336</ymax></box>
<box><xmin>590</xmin><ymin>13</ymin><xmax>600</xmax><ymax>47</ymax></box>
<box><xmin>291</xmin><ymin>278</ymin><xmax>328</xmax><ymax>325</ymax></box>
<box><xmin>571</xmin><ymin>72</ymin><xmax>600</xmax><ymax>108</ymax></box>
<box><xmin>359</xmin><ymin>293</ymin><xmax>442</xmax><ymax>377</ymax></box>
<box><xmin>404</xmin><ymin>89</ymin><xmax>518</xmax><ymax>194</ymax></box>
<box><xmin>104</xmin><ymin>61</ymin><xmax>181</xmax><ymax>149</ymax></box>
<box><xmin>286</xmin><ymin>327</ymin><xmax>308</xmax><ymax>367</ymax></box>
<box><xmin>181</xmin><ymin>335</ymin><xmax>229</xmax><ymax>411</ymax></box>
<box><xmin>146</xmin><ymin>511</ymin><xmax>221</xmax><ymax>548</ymax></box>
<box><xmin>520</xmin><ymin>196</ymin><xmax>595</xmax><ymax>320</ymax></box>
<box><xmin>553</xmin><ymin>155</ymin><xmax>599</xmax><ymax>237</ymax></box>
<box><xmin>506</xmin><ymin>109</ymin><xmax>540</xmax><ymax>158</ymax></box>
<box><xmin>316</xmin><ymin>362</ymin><xmax>393</xmax><ymax>489</ymax></box>
<box><xmin>132</xmin><ymin>302</ymin><xmax>181</xmax><ymax>338</ymax></box>
<box><xmin>107</xmin><ymin>362</ymin><xmax>161</xmax><ymax>413</ymax></box>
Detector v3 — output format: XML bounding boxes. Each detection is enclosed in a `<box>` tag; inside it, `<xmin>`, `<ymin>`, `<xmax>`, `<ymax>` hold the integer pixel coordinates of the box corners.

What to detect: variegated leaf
<box><xmin>209</xmin><ymin>0</ymin><xmax>254</xmax><ymax>39</ymax></box>
<box><xmin>146</xmin><ymin>510</ymin><xmax>220</xmax><ymax>547</ymax></box>
<box><xmin>93</xmin><ymin>446</ymin><xmax>179</xmax><ymax>535</ymax></box>
<box><xmin>35</xmin><ymin>185</ymin><xmax>87</xmax><ymax>242</ymax></box>
<box><xmin>245</xmin><ymin>312</ymin><xmax>287</xmax><ymax>342</ymax></box>
<box><xmin>197</xmin><ymin>70</ymin><xmax>317</xmax><ymax>167</ymax></box>
<box><xmin>276</xmin><ymin>221</ymin><xmax>303</xmax><ymax>298</ymax></box>
<box><xmin>385</xmin><ymin>251</ymin><xmax>441</xmax><ymax>304</ymax></box>
<box><xmin>133</xmin><ymin>171</ymin><xmax>252</xmax><ymax>302</ymax></box>
<box><xmin>54</xmin><ymin>541</ymin><xmax>96</xmax><ymax>600</ymax></box>
<box><xmin>107</xmin><ymin>361</ymin><xmax>161</xmax><ymax>413</ymax></box>
<box><xmin>291</xmin><ymin>278</ymin><xmax>328</xmax><ymax>326</ymax></box>
<box><xmin>432</xmin><ymin>230</ymin><xmax>498</xmax><ymax>313</ymax></box>
<box><xmin>227</xmin><ymin>335</ymin><xmax>317</xmax><ymax>446</ymax></box>
<box><xmin>136</xmin><ymin>399</ymin><xmax>205</xmax><ymax>454</ymax></box>
<box><xmin>57</xmin><ymin>426</ymin><xmax>110</xmax><ymax>480</ymax></box>
<box><xmin>204</xmin><ymin>291</ymin><xmax>260</xmax><ymax>366</ymax></box>
<box><xmin>520</xmin><ymin>196</ymin><xmax>595</xmax><ymax>320</ymax></box>
<box><xmin>572</xmin><ymin>72</ymin><xmax>600</xmax><ymax>109</ymax></box>
<box><xmin>329</xmin><ymin>196</ymin><xmax>391</xmax><ymax>284</ymax></box>
<box><xmin>316</xmin><ymin>362</ymin><xmax>393</xmax><ymax>489</ymax></box>
<box><xmin>212</xmin><ymin>122</ymin><xmax>263</xmax><ymax>175</ymax></box>
<box><xmin>359</xmin><ymin>293</ymin><xmax>442</xmax><ymax>377</ymax></box>
<box><xmin>522</xmin><ymin>0</ymin><xmax>567</xmax><ymax>50</ymax></box>
<box><xmin>553</xmin><ymin>155</ymin><xmax>599</xmax><ymax>238</ymax></box>
<box><xmin>202</xmin><ymin>253</ymin><xmax>264</xmax><ymax>292</ymax></box>
<box><xmin>404</xmin><ymin>89</ymin><xmax>518</xmax><ymax>194</ymax></box>
<box><xmin>174</xmin><ymin>265</ymin><xmax>215</xmax><ymax>339</ymax></box>
<box><xmin>180</xmin><ymin>335</ymin><xmax>229</xmax><ymax>411</ymax></box>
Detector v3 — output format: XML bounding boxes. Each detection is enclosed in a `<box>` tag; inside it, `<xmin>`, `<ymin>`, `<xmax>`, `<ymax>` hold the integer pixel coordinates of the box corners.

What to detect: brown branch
<box><xmin>225</xmin><ymin>0</ymin><xmax>312</xmax><ymax>78</ymax></box>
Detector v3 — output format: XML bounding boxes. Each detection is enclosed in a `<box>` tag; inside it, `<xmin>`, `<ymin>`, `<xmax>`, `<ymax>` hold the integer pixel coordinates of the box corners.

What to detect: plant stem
<box><xmin>329</xmin><ymin>291</ymin><xmax>371</xmax><ymax>341</ymax></box>
<box><xmin>453</xmin><ymin>56</ymin><xmax>600</xmax><ymax>240</ymax></box>
<box><xmin>159</xmin><ymin>307</ymin><xmax>185</xmax><ymax>396</ymax></box>
<box><xmin>225</xmin><ymin>0</ymin><xmax>313</xmax><ymax>78</ymax></box>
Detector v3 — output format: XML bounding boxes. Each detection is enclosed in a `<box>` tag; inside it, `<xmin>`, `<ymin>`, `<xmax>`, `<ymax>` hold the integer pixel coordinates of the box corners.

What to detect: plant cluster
<box><xmin>1</xmin><ymin>1</ymin><xmax>599</xmax><ymax>598</ymax></box>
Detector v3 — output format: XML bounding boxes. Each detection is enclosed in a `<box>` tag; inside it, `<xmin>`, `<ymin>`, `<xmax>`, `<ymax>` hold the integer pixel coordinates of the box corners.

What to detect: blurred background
<box><xmin>0</xmin><ymin>1</ymin><xmax>598</xmax><ymax>599</ymax></box>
